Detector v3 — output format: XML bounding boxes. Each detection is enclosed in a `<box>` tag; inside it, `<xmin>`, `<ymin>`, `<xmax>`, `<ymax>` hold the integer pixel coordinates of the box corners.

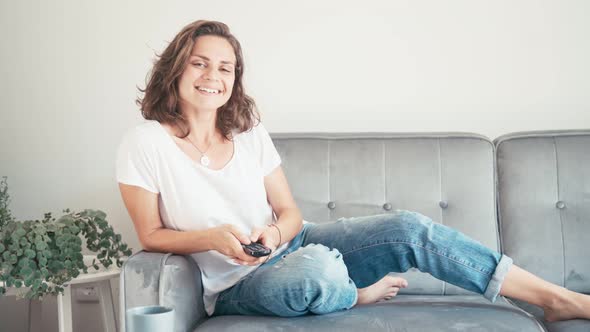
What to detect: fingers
<box><xmin>249</xmin><ymin>227</ymin><xmax>264</xmax><ymax>243</ymax></box>
<box><xmin>233</xmin><ymin>249</ymin><xmax>269</xmax><ymax>265</ymax></box>
<box><xmin>257</xmin><ymin>236</ymin><xmax>276</xmax><ymax>251</ymax></box>
<box><xmin>224</xmin><ymin>224</ymin><xmax>251</xmax><ymax>245</ymax></box>
<box><xmin>232</xmin><ymin>246</ymin><xmax>262</xmax><ymax>264</ymax></box>
<box><xmin>232</xmin><ymin>256</ymin><xmax>267</xmax><ymax>266</ymax></box>
<box><xmin>257</xmin><ymin>227</ymin><xmax>280</xmax><ymax>251</ymax></box>
<box><xmin>220</xmin><ymin>225</ymin><xmax>274</xmax><ymax>265</ymax></box>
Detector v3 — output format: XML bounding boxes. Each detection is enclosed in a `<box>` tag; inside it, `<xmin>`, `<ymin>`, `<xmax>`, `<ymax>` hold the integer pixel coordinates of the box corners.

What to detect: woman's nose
<box><xmin>202</xmin><ymin>68</ymin><xmax>219</xmax><ymax>81</ymax></box>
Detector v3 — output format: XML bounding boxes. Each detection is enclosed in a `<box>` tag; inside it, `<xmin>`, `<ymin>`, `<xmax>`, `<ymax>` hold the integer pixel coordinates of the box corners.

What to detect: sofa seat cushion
<box><xmin>195</xmin><ymin>295</ymin><xmax>545</xmax><ymax>332</ymax></box>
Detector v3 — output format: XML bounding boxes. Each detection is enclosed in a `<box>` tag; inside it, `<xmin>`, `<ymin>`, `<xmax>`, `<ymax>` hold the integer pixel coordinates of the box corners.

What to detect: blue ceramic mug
<box><xmin>126</xmin><ymin>305</ymin><xmax>175</xmax><ymax>332</ymax></box>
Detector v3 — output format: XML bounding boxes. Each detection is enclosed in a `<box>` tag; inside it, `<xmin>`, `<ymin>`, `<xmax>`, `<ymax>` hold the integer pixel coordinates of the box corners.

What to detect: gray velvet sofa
<box><xmin>120</xmin><ymin>130</ymin><xmax>590</xmax><ymax>332</ymax></box>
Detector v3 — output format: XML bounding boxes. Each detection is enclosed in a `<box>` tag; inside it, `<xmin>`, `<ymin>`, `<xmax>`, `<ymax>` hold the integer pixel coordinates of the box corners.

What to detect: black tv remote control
<box><xmin>242</xmin><ymin>242</ymin><xmax>272</xmax><ymax>257</ymax></box>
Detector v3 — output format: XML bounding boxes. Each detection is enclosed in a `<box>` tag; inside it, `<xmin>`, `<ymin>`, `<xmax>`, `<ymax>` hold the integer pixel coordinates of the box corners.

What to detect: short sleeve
<box><xmin>253</xmin><ymin>122</ymin><xmax>282</xmax><ymax>176</ymax></box>
<box><xmin>115</xmin><ymin>129</ymin><xmax>159</xmax><ymax>193</ymax></box>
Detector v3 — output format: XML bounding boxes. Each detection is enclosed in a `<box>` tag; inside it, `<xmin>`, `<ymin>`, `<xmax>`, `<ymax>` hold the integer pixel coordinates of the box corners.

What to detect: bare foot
<box><xmin>543</xmin><ymin>289</ymin><xmax>590</xmax><ymax>322</ymax></box>
<box><xmin>356</xmin><ymin>276</ymin><xmax>408</xmax><ymax>305</ymax></box>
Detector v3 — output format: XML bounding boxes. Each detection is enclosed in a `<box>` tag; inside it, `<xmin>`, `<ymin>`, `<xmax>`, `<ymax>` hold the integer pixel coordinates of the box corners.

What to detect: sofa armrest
<box><xmin>120</xmin><ymin>251</ymin><xmax>207</xmax><ymax>332</ymax></box>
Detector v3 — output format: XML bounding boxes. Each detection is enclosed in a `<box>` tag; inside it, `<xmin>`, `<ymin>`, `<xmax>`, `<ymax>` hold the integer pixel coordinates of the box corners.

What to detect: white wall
<box><xmin>1</xmin><ymin>0</ymin><xmax>589</xmax><ymax>330</ymax></box>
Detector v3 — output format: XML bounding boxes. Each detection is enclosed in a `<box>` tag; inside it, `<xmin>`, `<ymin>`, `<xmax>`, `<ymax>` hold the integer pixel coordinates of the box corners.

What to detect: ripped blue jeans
<box><xmin>213</xmin><ymin>210</ymin><xmax>513</xmax><ymax>317</ymax></box>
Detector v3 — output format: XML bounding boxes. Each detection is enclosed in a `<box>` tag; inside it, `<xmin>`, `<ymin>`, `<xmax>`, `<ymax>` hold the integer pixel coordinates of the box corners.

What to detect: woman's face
<box><xmin>177</xmin><ymin>35</ymin><xmax>236</xmax><ymax>114</ymax></box>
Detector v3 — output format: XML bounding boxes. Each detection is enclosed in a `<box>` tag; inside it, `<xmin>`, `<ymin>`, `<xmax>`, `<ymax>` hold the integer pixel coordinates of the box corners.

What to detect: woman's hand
<box><xmin>249</xmin><ymin>225</ymin><xmax>280</xmax><ymax>252</ymax></box>
<box><xmin>208</xmin><ymin>224</ymin><xmax>267</xmax><ymax>266</ymax></box>
<box><xmin>228</xmin><ymin>225</ymin><xmax>280</xmax><ymax>266</ymax></box>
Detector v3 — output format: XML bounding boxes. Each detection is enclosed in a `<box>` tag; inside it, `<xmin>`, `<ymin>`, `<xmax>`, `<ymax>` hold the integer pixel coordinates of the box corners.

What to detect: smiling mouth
<box><xmin>196</xmin><ymin>86</ymin><xmax>222</xmax><ymax>94</ymax></box>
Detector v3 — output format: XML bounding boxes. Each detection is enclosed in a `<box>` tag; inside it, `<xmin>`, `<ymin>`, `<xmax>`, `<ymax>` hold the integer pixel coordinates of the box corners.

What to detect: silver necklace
<box><xmin>185</xmin><ymin>136</ymin><xmax>213</xmax><ymax>167</ymax></box>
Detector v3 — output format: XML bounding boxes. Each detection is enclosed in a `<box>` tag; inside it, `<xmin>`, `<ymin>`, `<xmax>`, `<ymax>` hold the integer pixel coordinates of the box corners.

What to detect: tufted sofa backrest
<box><xmin>272</xmin><ymin>132</ymin><xmax>499</xmax><ymax>295</ymax></box>
<box><xmin>495</xmin><ymin>130</ymin><xmax>590</xmax><ymax>294</ymax></box>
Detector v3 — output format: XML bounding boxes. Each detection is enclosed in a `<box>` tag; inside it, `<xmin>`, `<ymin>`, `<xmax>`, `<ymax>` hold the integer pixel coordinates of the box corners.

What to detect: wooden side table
<box><xmin>2</xmin><ymin>255</ymin><xmax>121</xmax><ymax>332</ymax></box>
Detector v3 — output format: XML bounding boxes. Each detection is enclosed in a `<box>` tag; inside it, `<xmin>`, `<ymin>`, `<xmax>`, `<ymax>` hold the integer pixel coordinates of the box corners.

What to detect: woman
<box><xmin>116</xmin><ymin>20</ymin><xmax>590</xmax><ymax>321</ymax></box>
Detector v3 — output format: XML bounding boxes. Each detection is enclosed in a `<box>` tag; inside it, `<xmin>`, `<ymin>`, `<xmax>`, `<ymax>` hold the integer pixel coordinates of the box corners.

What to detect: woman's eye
<box><xmin>221</xmin><ymin>68</ymin><xmax>232</xmax><ymax>73</ymax></box>
<box><xmin>193</xmin><ymin>62</ymin><xmax>206</xmax><ymax>68</ymax></box>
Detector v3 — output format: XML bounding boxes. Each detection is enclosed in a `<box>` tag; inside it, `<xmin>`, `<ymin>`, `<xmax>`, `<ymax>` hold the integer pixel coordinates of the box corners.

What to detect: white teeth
<box><xmin>197</xmin><ymin>87</ymin><xmax>220</xmax><ymax>94</ymax></box>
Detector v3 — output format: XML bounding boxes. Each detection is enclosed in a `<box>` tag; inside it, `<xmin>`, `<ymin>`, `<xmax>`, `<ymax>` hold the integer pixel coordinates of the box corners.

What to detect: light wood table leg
<box><xmin>57</xmin><ymin>285</ymin><xmax>73</xmax><ymax>332</ymax></box>
<box><xmin>97</xmin><ymin>280</ymin><xmax>117</xmax><ymax>332</ymax></box>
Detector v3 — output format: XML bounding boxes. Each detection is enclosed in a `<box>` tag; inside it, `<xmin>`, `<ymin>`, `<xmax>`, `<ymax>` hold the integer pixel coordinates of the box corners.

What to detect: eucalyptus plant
<box><xmin>0</xmin><ymin>177</ymin><xmax>132</xmax><ymax>299</ymax></box>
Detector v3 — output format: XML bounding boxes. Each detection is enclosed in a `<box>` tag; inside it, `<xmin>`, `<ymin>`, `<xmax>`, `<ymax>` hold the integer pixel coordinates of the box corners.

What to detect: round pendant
<box><xmin>200</xmin><ymin>155</ymin><xmax>210</xmax><ymax>167</ymax></box>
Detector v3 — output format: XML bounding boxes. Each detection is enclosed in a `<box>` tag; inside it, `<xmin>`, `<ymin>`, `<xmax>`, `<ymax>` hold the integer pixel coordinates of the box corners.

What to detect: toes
<box><xmin>398</xmin><ymin>278</ymin><xmax>409</xmax><ymax>288</ymax></box>
<box><xmin>383</xmin><ymin>291</ymin><xmax>398</xmax><ymax>301</ymax></box>
<box><xmin>387</xmin><ymin>276</ymin><xmax>408</xmax><ymax>288</ymax></box>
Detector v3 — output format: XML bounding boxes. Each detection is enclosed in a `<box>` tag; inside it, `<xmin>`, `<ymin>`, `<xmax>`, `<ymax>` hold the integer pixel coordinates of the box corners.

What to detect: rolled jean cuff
<box><xmin>483</xmin><ymin>254</ymin><xmax>513</xmax><ymax>303</ymax></box>
<box><xmin>345</xmin><ymin>279</ymin><xmax>359</xmax><ymax>310</ymax></box>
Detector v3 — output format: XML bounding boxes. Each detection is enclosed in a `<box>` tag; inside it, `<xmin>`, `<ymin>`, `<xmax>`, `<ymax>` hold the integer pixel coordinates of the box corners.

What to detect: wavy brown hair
<box><xmin>136</xmin><ymin>20</ymin><xmax>259</xmax><ymax>140</ymax></box>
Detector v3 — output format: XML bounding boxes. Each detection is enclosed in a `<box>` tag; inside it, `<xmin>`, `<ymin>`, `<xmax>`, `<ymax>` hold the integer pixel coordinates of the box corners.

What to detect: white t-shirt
<box><xmin>116</xmin><ymin>119</ymin><xmax>290</xmax><ymax>315</ymax></box>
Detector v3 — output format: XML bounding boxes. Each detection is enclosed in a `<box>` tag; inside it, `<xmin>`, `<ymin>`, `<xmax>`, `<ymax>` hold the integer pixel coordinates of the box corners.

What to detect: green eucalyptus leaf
<box><xmin>50</xmin><ymin>261</ymin><xmax>64</xmax><ymax>271</ymax></box>
<box><xmin>25</xmin><ymin>249</ymin><xmax>36</xmax><ymax>258</ymax></box>
<box><xmin>15</xmin><ymin>228</ymin><xmax>26</xmax><ymax>237</ymax></box>
<box><xmin>17</xmin><ymin>257</ymin><xmax>30</xmax><ymax>267</ymax></box>
<box><xmin>57</xmin><ymin>215</ymin><xmax>75</xmax><ymax>226</ymax></box>
<box><xmin>21</xmin><ymin>267</ymin><xmax>32</xmax><ymax>275</ymax></box>
<box><xmin>32</xmin><ymin>279</ymin><xmax>41</xmax><ymax>288</ymax></box>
